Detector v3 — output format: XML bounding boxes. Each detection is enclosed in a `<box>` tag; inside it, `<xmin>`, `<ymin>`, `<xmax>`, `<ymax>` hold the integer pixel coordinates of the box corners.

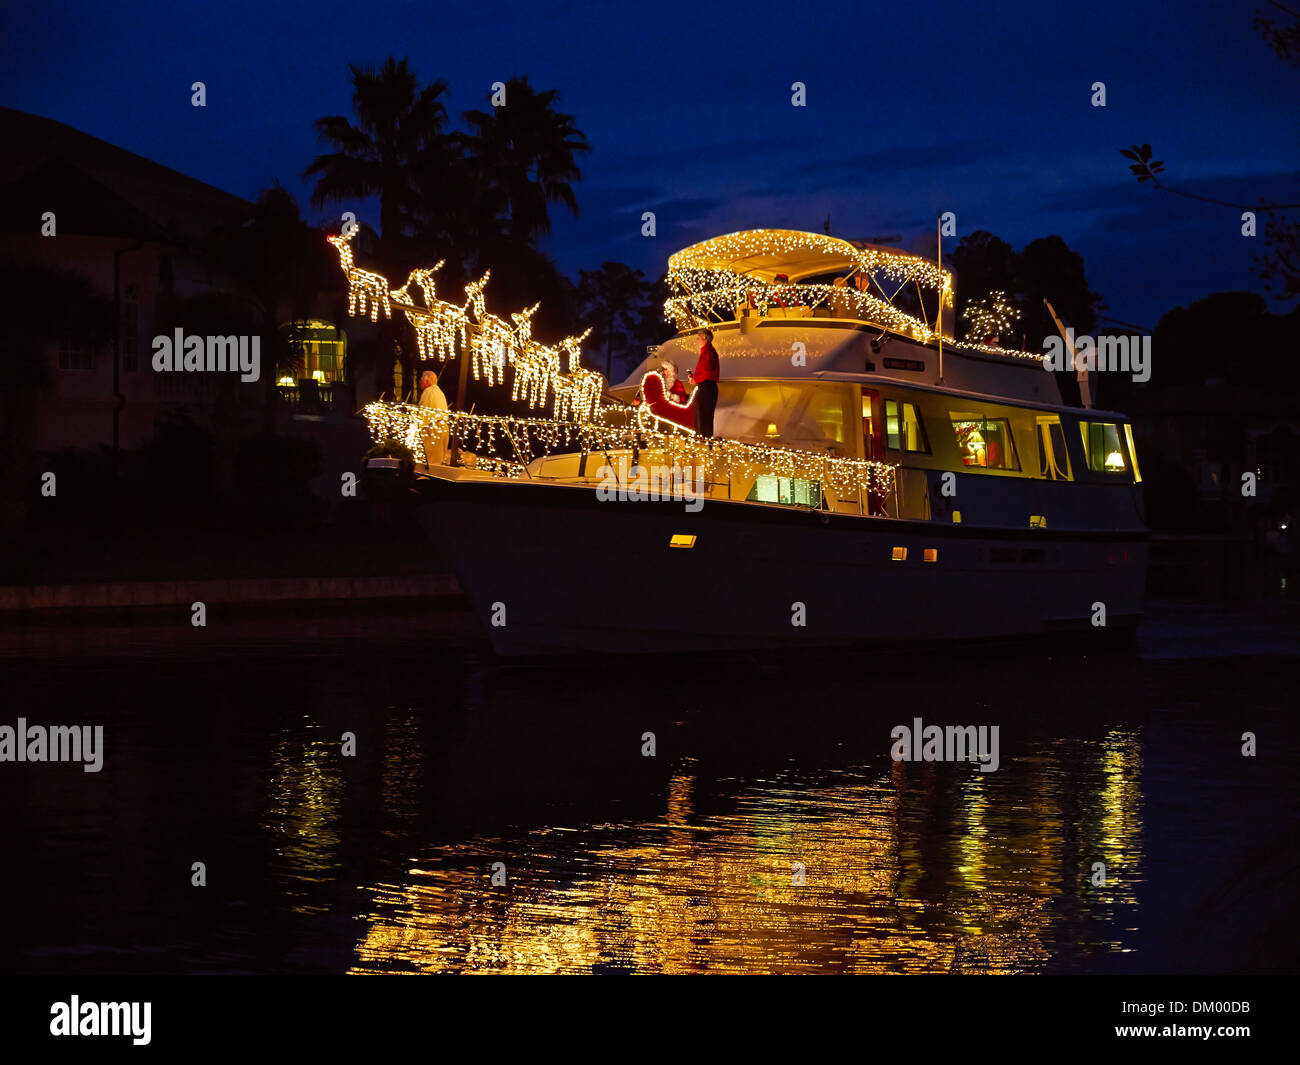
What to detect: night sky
<box><xmin>4</xmin><ymin>0</ymin><xmax>1297</xmax><ymax>326</ymax></box>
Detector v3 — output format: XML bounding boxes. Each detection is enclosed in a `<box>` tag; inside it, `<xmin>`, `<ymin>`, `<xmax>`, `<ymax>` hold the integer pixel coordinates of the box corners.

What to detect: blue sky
<box><xmin>3</xmin><ymin>0</ymin><xmax>1297</xmax><ymax>326</ymax></box>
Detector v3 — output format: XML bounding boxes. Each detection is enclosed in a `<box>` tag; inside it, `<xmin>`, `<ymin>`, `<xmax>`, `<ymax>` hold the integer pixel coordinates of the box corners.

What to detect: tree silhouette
<box><xmin>304</xmin><ymin>57</ymin><xmax>453</xmax><ymax>249</ymax></box>
<box><xmin>463</xmin><ymin>77</ymin><xmax>590</xmax><ymax>247</ymax></box>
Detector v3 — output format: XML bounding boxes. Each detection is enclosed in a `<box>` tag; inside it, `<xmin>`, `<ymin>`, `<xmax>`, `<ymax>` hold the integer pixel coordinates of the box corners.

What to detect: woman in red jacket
<box><xmin>688</xmin><ymin>328</ymin><xmax>720</xmax><ymax>438</ymax></box>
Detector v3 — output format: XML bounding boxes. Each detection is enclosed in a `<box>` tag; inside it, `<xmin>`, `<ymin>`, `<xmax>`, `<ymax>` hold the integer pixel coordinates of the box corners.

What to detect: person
<box><xmin>688</xmin><ymin>328</ymin><xmax>720</xmax><ymax>438</ymax></box>
<box><xmin>418</xmin><ymin>369</ymin><xmax>450</xmax><ymax>466</ymax></box>
<box><xmin>660</xmin><ymin>359</ymin><xmax>688</xmax><ymax>404</ymax></box>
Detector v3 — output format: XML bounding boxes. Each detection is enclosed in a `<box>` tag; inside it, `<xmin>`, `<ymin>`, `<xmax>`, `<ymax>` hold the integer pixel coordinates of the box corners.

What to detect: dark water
<box><xmin>1</xmin><ymin>603</ymin><xmax>1297</xmax><ymax>975</ymax></box>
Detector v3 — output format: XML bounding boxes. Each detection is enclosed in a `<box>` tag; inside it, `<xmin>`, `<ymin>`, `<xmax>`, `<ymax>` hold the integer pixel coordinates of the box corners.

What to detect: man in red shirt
<box><xmin>688</xmin><ymin>328</ymin><xmax>720</xmax><ymax>437</ymax></box>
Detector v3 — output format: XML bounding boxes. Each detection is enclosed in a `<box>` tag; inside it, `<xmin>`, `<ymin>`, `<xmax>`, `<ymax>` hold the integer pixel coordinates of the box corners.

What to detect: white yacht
<box><xmin>351</xmin><ymin>228</ymin><xmax>1147</xmax><ymax>657</ymax></box>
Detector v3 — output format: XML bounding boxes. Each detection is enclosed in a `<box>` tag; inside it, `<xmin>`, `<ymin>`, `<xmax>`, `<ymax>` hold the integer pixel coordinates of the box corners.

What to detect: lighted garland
<box><xmin>668</xmin><ymin>230</ymin><xmax>951</xmax><ymax>290</ymax></box>
<box><xmin>665</xmin><ymin>228</ymin><xmax>1043</xmax><ymax>362</ymax></box>
<box><xmin>363</xmin><ymin>401</ymin><xmax>897</xmax><ymax>500</ymax></box>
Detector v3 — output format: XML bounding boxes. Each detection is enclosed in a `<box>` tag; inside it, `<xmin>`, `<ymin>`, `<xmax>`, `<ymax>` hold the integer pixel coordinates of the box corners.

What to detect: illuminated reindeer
<box><xmin>327</xmin><ymin>231</ymin><xmax>392</xmax><ymax>322</ymax></box>
<box><xmin>392</xmin><ymin>261</ymin><xmax>464</xmax><ymax>362</ymax></box>
<box><xmin>462</xmin><ymin>272</ymin><xmax>516</xmax><ymax>389</ymax></box>
<box><xmin>553</xmin><ymin>330</ymin><xmax>602</xmax><ymax>423</ymax></box>
<box><xmin>509</xmin><ymin>304</ymin><xmax>558</xmax><ymax>409</ymax></box>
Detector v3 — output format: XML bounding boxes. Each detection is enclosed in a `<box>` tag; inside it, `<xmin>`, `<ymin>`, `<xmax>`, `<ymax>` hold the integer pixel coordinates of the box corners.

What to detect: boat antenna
<box><xmin>936</xmin><ymin>215</ymin><xmax>943</xmax><ymax>384</ymax></box>
<box><xmin>1043</xmin><ymin>298</ymin><xmax>1091</xmax><ymax>409</ymax></box>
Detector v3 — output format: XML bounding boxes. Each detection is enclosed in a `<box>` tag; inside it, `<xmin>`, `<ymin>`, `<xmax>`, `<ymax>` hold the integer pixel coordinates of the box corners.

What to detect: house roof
<box><xmin>0</xmin><ymin>107</ymin><xmax>251</xmax><ymax>239</ymax></box>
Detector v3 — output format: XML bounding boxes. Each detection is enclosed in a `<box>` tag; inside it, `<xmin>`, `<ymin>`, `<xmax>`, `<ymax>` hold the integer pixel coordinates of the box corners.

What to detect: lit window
<box><xmin>669</xmin><ymin>534</ymin><xmax>696</xmax><ymax>549</ymax></box>
<box><xmin>1030</xmin><ymin>515</ymin><xmax>1047</xmax><ymax>528</ymax></box>
<box><xmin>923</xmin><ymin>548</ymin><xmax>938</xmax><ymax>562</ymax></box>
<box><xmin>747</xmin><ymin>475</ymin><xmax>820</xmax><ymax>507</ymax></box>
<box><xmin>952</xmin><ymin>510</ymin><xmax>962</xmax><ymax>523</ymax></box>
<box><xmin>950</xmin><ymin>412</ymin><xmax>1018</xmax><ymax>469</ymax></box>
<box><xmin>1080</xmin><ymin>421</ymin><xmax>1129</xmax><ymax>474</ymax></box>
<box><xmin>891</xmin><ymin>546</ymin><xmax>907</xmax><ymax>561</ymax></box>
<box><xmin>885</xmin><ymin>399</ymin><xmax>929</xmax><ymax>452</ymax></box>
<box><xmin>1124</xmin><ymin>424</ymin><xmax>1142</xmax><ymax>482</ymax></box>
<box><xmin>1035</xmin><ymin>415</ymin><xmax>1071</xmax><ymax>480</ymax></box>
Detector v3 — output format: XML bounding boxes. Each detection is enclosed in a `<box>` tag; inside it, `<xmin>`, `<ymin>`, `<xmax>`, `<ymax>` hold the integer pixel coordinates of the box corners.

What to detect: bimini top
<box><xmin>667</xmin><ymin>228</ymin><xmax>950</xmax><ymax>289</ymax></box>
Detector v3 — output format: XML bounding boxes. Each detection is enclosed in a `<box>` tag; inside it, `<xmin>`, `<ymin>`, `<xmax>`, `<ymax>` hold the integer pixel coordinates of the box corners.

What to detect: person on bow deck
<box><xmin>688</xmin><ymin>327</ymin><xmax>720</xmax><ymax>438</ymax></box>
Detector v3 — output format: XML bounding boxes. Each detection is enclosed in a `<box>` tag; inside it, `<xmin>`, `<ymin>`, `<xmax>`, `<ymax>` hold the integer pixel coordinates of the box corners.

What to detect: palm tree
<box><xmin>463</xmin><ymin>77</ymin><xmax>590</xmax><ymax>246</ymax></box>
<box><xmin>304</xmin><ymin>56</ymin><xmax>453</xmax><ymax>247</ymax></box>
<box><xmin>577</xmin><ymin>262</ymin><xmax>649</xmax><ymax>379</ymax></box>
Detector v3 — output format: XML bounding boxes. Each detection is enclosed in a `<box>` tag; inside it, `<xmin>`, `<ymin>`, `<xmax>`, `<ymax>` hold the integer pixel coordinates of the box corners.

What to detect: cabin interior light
<box><xmin>669</xmin><ymin>534</ymin><xmax>696</xmax><ymax>549</ymax></box>
<box><xmin>923</xmin><ymin>548</ymin><xmax>938</xmax><ymax>562</ymax></box>
<box><xmin>951</xmin><ymin>510</ymin><xmax>962</xmax><ymax>523</ymax></box>
<box><xmin>1030</xmin><ymin>515</ymin><xmax>1047</xmax><ymax>528</ymax></box>
<box><xmin>892</xmin><ymin>546</ymin><xmax>907</xmax><ymax>561</ymax></box>
<box><xmin>1105</xmin><ymin>450</ymin><xmax>1125</xmax><ymax>470</ymax></box>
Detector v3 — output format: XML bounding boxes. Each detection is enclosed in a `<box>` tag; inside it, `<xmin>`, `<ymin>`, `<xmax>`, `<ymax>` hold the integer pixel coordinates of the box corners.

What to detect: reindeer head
<box><xmin>510</xmin><ymin>302</ymin><xmax>541</xmax><ymax>346</ymax></box>
<box><xmin>327</xmin><ymin>232</ymin><xmax>354</xmax><ymax>272</ymax></box>
<box><xmin>463</xmin><ymin>271</ymin><xmax>491</xmax><ymax>321</ymax></box>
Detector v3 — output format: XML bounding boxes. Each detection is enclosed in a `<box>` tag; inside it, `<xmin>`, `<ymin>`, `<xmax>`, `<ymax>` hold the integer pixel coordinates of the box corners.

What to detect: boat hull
<box><xmin>415</xmin><ymin>473</ymin><xmax>1147</xmax><ymax>657</ymax></box>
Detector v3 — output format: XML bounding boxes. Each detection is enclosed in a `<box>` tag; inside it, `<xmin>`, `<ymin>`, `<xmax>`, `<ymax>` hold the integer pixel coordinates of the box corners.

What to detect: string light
<box><xmin>362</xmin><ymin>401</ymin><xmax>898</xmax><ymax>500</ymax></box>
<box><xmin>665</xmin><ymin>228</ymin><xmax>1042</xmax><ymax>362</ymax></box>
<box><xmin>962</xmin><ymin>290</ymin><xmax>1020</xmax><ymax>341</ymax></box>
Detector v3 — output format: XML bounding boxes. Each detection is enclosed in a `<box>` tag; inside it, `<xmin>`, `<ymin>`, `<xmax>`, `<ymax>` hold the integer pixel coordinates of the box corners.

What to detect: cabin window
<box><xmin>885</xmin><ymin>399</ymin><xmax>929</xmax><ymax>452</ymax></box>
<box><xmin>747</xmin><ymin>474</ymin><xmax>821</xmax><ymax>507</ymax></box>
<box><xmin>715</xmin><ymin>382</ymin><xmax>853</xmax><ymax>451</ymax></box>
<box><xmin>1080</xmin><ymin>421</ymin><xmax>1128</xmax><ymax>473</ymax></box>
<box><xmin>1035</xmin><ymin>415</ymin><xmax>1071</xmax><ymax>480</ymax></box>
<box><xmin>949</xmin><ymin>412</ymin><xmax>1018</xmax><ymax>470</ymax></box>
<box><xmin>1124</xmin><ymin>424</ymin><xmax>1143</xmax><ymax>482</ymax></box>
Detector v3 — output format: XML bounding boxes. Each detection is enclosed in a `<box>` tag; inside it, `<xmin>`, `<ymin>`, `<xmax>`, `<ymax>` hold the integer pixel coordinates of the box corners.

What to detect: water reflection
<box><xmin>341</xmin><ymin>660</ymin><xmax>1148</xmax><ymax>974</ymax></box>
<box><xmin>4</xmin><ymin>613</ymin><xmax>1294</xmax><ymax>975</ymax></box>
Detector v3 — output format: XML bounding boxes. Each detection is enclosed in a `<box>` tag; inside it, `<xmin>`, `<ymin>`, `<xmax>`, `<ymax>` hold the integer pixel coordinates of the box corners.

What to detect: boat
<box><xmin>345</xmin><ymin>228</ymin><xmax>1147</xmax><ymax>657</ymax></box>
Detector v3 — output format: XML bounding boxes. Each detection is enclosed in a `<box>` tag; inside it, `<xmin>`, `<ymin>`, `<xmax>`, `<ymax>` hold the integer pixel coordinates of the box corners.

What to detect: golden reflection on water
<box><xmin>264</xmin><ymin>728</ymin><xmax>344</xmax><ymax>915</ymax></box>
<box><xmin>342</xmin><ymin>732</ymin><xmax>1144</xmax><ymax>974</ymax></box>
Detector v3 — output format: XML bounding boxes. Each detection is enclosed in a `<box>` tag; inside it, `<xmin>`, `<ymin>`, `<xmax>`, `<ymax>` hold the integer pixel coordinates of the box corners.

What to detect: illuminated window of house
<box><xmin>1080</xmin><ymin>421</ymin><xmax>1128</xmax><ymax>474</ymax></box>
<box><xmin>1035</xmin><ymin>415</ymin><xmax>1071</xmax><ymax>480</ymax></box>
<box><xmin>950</xmin><ymin>412</ymin><xmax>1018</xmax><ymax>469</ymax></box>
<box><xmin>281</xmin><ymin>319</ymin><xmax>348</xmax><ymax>385</ymax></box>
<box><xmin>885</xmin><ymin>399</ymin><xmax>929</xmax><ymax>452</ymax></box>
<box><xmin>747</xmin><ymin>474</ymin><xmax>821</xmax><ymax>507</ymax></box>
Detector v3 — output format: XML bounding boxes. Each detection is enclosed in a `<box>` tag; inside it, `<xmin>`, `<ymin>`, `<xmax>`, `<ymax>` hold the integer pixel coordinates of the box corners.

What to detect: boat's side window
<box><xmin>1079</xmin><ymin>421</ymin><xmax>1129</xmax><ymax>474</ymax></box>
<box><xmin>885</xmin><ymin>399</ymin><xmax>929</xmax><ymax>453</ymax></box>
<box><xmin>1035</xmin><ymin>415</ymin><xmax>1071</xmax><ymax>480</ymax></box>
<box><xmin>949</xmin><ymin>412</ymin><xmax>1019</xmax><ymax>470</ymax></box>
